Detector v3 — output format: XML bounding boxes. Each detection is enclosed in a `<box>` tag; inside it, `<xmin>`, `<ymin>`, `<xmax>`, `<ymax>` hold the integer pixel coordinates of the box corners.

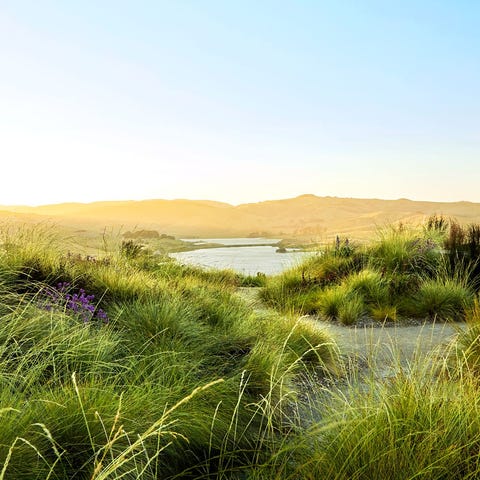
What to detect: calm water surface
<box><xmin>171</xmin><ymin>238</ymin><xmax>311</xmax><ymax>275</ymax></box>
<box><xmin>180</xmin><ymin>237</ymin><xmax>281</xmax><ymax>246</ymax></box>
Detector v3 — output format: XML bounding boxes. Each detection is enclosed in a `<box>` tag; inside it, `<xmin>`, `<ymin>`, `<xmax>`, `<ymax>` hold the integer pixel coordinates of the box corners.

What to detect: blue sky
<box><xmin>1</xmin><ymin>1</ymin><xmax>479</xmax><ymax>205</ymax></box>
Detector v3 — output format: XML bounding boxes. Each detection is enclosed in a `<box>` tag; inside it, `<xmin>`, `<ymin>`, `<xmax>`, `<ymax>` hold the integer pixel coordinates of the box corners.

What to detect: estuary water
<box><xmin>170</xmin><ymin>238</ymin><xmax>311</xmax><ymax>275</ymax></box>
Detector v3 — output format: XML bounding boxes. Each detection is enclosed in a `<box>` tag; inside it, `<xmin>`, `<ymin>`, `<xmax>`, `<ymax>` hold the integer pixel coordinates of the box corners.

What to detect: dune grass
<box><xmin>0</xmin><ymin>225</ymin><xmax>340</xmax><ymax>479</ymax></box>
<box><xmin>4</xmin><ymin>223</ymin><xmax>480</xmax><ymax>479</ymax></box>
<box><xmin>262</xmin><ymin>223</ymin><xmax>477</xmax><ymax>324</ymax></box>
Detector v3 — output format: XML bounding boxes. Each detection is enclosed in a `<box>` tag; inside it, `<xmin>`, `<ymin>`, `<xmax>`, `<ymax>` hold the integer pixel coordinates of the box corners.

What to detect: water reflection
<box><xmin>171</xmin><ymin>239</ymin><xmax>309</xmax><ymax>275</ymax></box>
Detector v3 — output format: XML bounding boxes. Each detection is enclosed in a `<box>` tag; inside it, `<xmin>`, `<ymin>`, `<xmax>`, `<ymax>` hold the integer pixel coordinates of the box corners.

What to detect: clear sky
<box><xmin>1</xmin><ymin>0</ymin><xmax>479</xmax><ymax>206</ymax></box>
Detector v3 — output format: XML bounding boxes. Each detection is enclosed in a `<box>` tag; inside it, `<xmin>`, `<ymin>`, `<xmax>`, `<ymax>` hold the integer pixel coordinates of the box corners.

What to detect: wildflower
<box><xmin>39</xmin><ymin>283</ymin><xmax>109</xmax><ymax>324</ymax></box>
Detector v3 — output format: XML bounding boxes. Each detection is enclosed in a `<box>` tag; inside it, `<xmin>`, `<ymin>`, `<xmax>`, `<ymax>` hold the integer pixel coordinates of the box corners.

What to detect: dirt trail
<box><xmin>236</xmin><ymin>287</ymin><xmax>462</xmax><ymax>368</ymax></box>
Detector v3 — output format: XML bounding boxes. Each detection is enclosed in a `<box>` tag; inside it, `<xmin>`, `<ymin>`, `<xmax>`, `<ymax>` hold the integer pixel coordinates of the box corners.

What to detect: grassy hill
<box><xmin>2</xmin><ymin>194</ymin><xmax>480</xmax><ymax>240</ymax></box>
<box><xmin>1</xmin><ymin>224</ymin><xmax>480</xmax><ymax>478</ymax></box>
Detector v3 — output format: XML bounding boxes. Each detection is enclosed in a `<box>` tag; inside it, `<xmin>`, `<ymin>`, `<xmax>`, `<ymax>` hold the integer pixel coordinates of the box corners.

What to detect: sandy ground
<box><xmin>237</xmin><ymin>287</ymin><xmax>462</xmax><ymax>369</ymax></box>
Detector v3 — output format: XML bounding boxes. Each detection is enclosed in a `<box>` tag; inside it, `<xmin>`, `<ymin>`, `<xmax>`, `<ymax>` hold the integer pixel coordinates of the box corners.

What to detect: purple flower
<box><xmin>38</xmin><ymin>284</ymin><xmax>109</xmax><ymax>325</ymax></box>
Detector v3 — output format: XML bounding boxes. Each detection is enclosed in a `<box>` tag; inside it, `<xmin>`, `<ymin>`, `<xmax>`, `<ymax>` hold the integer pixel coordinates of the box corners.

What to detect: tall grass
<box><xmin>0</xmin><ymin>225</ymin><xmax>340</xmax><ymax>479</ymax></box>
<box><xmin>406</xmin><ymin>278</ymin><xmax>473</xmax><ymax>320</ymax></box>
<box><xmin>262</xmin><ymin>223</ymin><xmax>478</xmax><ymax>324</ymax></box>
<box><xmin>5</xmin><ymin>223</ymin><xmax>480</xmax><ymax>479</ymax></box>
<box><xmin>247</xmin><ymin>321</ymin><xmax>480</xmax><ymax>480</ymax></box>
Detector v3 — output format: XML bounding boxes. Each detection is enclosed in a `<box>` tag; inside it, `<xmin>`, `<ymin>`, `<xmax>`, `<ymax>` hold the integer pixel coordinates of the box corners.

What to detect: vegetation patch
<box><xmin>262</xmin><ymin>218</ymin><xmax>480</xmax><ymax>324</ymax></box>
<box><xmin>0</xmin><ymin>225</ymin><xmax>339</xmax><ymax>479</ymax></box>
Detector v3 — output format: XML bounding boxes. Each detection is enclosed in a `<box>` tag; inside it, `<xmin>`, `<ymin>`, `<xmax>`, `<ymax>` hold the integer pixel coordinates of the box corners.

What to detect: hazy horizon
<box><xmin>2</xmin><ymin>192</ymin><xmax>480</xmax><ymax>210</ymax></box>
<box><xmin>2</xmin><ymin>1</ymin><xmax>478</xmax><ymax>206</ymax></box>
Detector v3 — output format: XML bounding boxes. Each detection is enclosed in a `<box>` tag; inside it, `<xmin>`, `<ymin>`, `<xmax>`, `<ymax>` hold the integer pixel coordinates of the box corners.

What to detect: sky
<box><xmin>1</xmin><ymin>0</ymin><xmax>479</xmax><ymax>206</ymax></box>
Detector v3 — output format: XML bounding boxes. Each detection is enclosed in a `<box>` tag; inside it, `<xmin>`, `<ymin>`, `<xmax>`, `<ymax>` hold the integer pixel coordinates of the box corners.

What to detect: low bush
<box><xmin>337</xmin><ymin>293</ymin><xmax>365</xmax><ymax>325</ymax></box>
<box><xmin>407</xmin><ymin>278</ymin><xmax>473</xmax><ymax>320</ymax></box>
<box><xmin>370</xmin><ymin>303</ymin><xmax>397</xmax><ymax>322</ymax></box>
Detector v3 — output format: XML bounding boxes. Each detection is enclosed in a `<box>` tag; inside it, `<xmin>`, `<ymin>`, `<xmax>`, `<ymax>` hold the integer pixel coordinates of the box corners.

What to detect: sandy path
<box><xmin>236</xmin><ymin>287</ymin><xmax>462</xmax><ymax>367</ymax></box>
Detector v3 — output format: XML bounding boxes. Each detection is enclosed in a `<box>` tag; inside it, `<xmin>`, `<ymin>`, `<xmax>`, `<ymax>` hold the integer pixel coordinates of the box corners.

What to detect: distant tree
<box><xmin>123</xmin><ymin>230</ymin><xmax>160</xmax><ymax>239</ymax></box>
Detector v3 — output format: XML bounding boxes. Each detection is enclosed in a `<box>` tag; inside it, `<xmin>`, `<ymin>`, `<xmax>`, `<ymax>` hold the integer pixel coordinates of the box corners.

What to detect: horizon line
<box><xmin>1</xmin><ymin>193</ymin><xmax>477</xmax><ymax>210</ymax></box>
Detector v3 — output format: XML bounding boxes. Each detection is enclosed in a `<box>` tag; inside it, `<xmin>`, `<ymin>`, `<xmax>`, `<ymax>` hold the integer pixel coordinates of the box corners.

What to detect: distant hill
<box><xmin>2</xmin><ymin>195</ymin><xmax>480</xmax><ymax>241</ymax></box>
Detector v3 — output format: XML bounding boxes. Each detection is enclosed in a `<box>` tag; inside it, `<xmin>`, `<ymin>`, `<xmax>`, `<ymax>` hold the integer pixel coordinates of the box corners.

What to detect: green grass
<box><xmin>293</xmin><ymin>372</ymin><xmax>480</xmax><ymax>479</ymax></box>
<box><xmin>337</xmin><ymin>292</ymin><xmax>365</xmax><ymax>325</ymax></box>
<box><xmin>246</xmin><ymin>320</ymin><xmax>480</xmax><ymax>480</ymax></box>
<box><xmin>366</xmin><ymin>226</ymin><xmax>443</xmax><ymax>276</ymax></box>
<box><xmin>342</xmin><ymin>268</ymin><xmax>389</xmax><ymax>305</ymax></box>
<box><xmin>370</xmin><ymin>303</ymin><xmax>397</xmax><ymax>322</ymax></box>
<box><xmin>4</xmin><ymin>223</ymin><xmax>480</xmax><ymax>479</ymax></box>
<box><xmin>262</xmin><ymin>224</ymin><xmax>478</xmax><ymax>324</ymax></box>
<box><xmin>0</xmin><ymin>225</ymin><xmax>340</xmax><ymax>479</ymax></box>
<box><xmin>405</xmin><ymin>278</ymin><xmax>473</xmax><ymax>320</ymax></box>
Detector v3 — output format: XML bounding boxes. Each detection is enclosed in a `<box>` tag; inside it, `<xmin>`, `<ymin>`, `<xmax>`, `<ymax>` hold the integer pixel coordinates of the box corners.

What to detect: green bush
<box><xmin>342</xmin><ymin>268</ymin><xmax>389</xmax><ymax>305</ymax></box>
<box><xmin>407</xmin><ymin>278</ymin><xmax>473</xmax><ymax>320</ymax></box>
<box><xmin>367</xmin><ymin>227</ymin><xmax>442</xmax><ymax>276</ymax></box>
<box><xmin>337</xmin><ymin>293</ymin><xmax>365</xmax><ymax>325</ymax></box>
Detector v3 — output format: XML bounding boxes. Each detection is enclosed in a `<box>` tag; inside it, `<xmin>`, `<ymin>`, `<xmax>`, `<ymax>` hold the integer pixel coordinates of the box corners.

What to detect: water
<box><xmin>170</xmin><ymin>238</ymin><xmax>310</xmax><ymax>275</ymax></box>
<box><xmin>180</xmin><ymin>237</ymin><xmax>282</xmax><ymax>246</ymax></box>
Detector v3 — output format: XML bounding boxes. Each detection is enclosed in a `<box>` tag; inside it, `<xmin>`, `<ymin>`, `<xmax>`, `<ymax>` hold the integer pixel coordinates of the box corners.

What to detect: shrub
<box><xmin>342</xmin><ymin>268</ymin><xmax>389</xmax><ymax>305</ymax></box>
<box><xmin>370</xmin><ymin>304</ymin><xmax>397</xmax><ymax>322</ymax></box>
<box><xmin>408</xmin><ymin>278</ymin><xmax>473</xmax><ymax>320</ymax></box>
<box><xmin>337</xmin><ymin>293</ymin><xmax>365</xmax><ymax>325</ymax></box>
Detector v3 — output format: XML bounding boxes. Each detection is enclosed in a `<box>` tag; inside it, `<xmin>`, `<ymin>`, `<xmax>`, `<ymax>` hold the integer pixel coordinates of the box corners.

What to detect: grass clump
<box><xmin>370</xmin><ymin>303</ymin><xmax>397</xmax><ymax>322</ymax></box>
<box><xmin>453</xmin><ymin>297</ymin><xmax>480</xmax><ymax>375</ymax></box>
<box><xmin>342</xmin><ymin>268</ymin><xmax>388</xmax><ymax>305</ymax></box>
<box><xmin>337</xmin><ymin>293</ymin><xmax>365</xmax><ymax>325</ymax></box>
<box><xmin>316</xmin><ymin>285</ymin><xmax>349</xmax><ymax>320</ymax></box>
<box><xmin>367</xmin><ymin>226</ymin><xmax>442</xmax><ymax>276</ymax></box>
<box><xmin>316</xmin><ymin>286</ymin><xmax>366</xmax><ymax>325</ymax></box>
<box><xmin>406</xmin><ymin>278</ymin><xmax>473</xmax><ymax>320</ymax></box>
<box><xmin>293</xmin><ymin>372</ymin><xmax>480</xmax><ymax>479</ymax></box>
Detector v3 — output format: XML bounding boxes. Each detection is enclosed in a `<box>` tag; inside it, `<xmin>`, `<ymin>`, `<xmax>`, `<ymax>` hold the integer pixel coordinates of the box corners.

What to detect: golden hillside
<box><xmin>2</xmin><ymin>195</ymin><xmax>480</xmax><ymax>240</ymax></box>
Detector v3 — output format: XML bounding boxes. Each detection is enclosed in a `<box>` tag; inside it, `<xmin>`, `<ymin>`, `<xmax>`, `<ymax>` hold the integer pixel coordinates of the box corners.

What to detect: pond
<box><xmin>170</xmin><ymin>238</ymin><xmax>311</xmax><ymax>275</ymax></box>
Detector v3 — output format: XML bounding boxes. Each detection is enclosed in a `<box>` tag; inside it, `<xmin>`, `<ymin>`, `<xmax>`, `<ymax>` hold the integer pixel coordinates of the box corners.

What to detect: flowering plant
<box><xmin>40</xmin><ymin>282</ymin><xmax>108</xmax><ymax>324</ymax></box>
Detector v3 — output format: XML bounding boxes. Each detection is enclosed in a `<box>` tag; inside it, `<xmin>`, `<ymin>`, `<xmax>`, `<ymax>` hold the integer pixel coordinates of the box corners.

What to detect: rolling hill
<box><xmin>1</xmin><ymin>195</ymin><xmax>480</xmax><ymax>241</ymax></box>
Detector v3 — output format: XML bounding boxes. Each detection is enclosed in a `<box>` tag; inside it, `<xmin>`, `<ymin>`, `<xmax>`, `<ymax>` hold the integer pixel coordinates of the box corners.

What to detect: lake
<box><xmin>170</xmin><ymin>238</ymin><xmax>311</xmax><ymax>275</ymax></box>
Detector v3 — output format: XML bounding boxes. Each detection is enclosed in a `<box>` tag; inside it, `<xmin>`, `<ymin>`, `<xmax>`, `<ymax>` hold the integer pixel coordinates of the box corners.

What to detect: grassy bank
<box><xmin>0</xmin><ymin>225</ymin><xmax>337</xmax><ymax>479</ymax></box>
<box><xmin>3</xmin><ymin>222</ymin><xmax>480</xmax><ymax>478</ymax></box>
<box><xmin>261</xmin><ymin>218</ymin><xmax>480</xmax><ymax>324</ymax></box>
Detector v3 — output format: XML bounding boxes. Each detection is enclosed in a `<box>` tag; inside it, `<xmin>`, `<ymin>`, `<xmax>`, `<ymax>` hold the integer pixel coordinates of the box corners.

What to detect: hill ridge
<box><xmin>1</xmin><ymin>195</ymin><xmax>479</xmax><ymax>240</ymax></box>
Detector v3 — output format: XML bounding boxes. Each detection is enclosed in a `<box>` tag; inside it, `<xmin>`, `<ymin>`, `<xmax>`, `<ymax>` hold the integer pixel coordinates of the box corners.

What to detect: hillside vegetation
<box><xmin>2</xmin><ymin>223</ymin><xmax>480</xmax><ymax>478</ymax></box>
<box><xmin>262</xmin><ymin>217</ymin><xmax>480</xmax><ymax>324</ymax></box>
<box><xmin>0</xmin><ymin>225</ymin><xmax>337</xmax><ymax>479</ymax></box>
<box><xmin>3</xmin><ymin>194</ymin><xmax>480</xmax><ymax>240</ymax></box>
